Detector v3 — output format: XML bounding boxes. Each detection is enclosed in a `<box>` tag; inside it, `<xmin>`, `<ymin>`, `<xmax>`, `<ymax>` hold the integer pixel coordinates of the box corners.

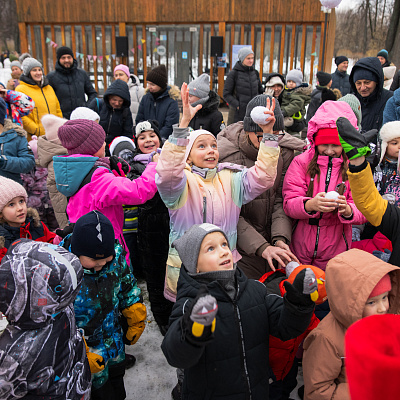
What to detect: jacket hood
<box><xmin>53</xmin><ymin>155</ymin><xmax>98</xmax><ymax>197</ymax></box>
<box><xmin>265</xmin><ymin>72</ymin><xmax>286</xmax><ymax>86</ymax></box>
<box><xmin>233</xmin><ymin>60</ymin><xmax>255</xmax><ymax>72</ymax></box>
<box><xmin>0</xmin><ymin>238</ymin><xmax>83</xmax><ymax>329</ymax></box>
<box><xmin>383</xmin><ymin>65</ymin><xmax>396</xmax><ymax>80</ymax></box>
<box><xmin>2</xmin><ymin>119</ymin><xmax>27</xmax><ymax>138</ymax></box>
<box><xmin>349</xmin><ymin>57</ymin><xmax>384</xmax><ymax>98</ymax></box>
<box><xmin>144</xmin><ymin>85</ymin><xmax>181</xmax><ymax>101</ymax></box>
<box><xmin>37</xmin><ymin>135</ymin><xmax>68</xmax><ymax>168</ymax></box>
<box><xmin>325</xmin><ymin>249</ymin><xmax>400</xmax><ymax>329</ymax></box>
<box><xmin>289</xmin><ymin>83</ymin><xmax>312</xmax><ymax>97</ymax></box>
<box><xmin>195</xmin><ymin>90</ymin><xmax>220</xmax><ymax>115</ymax></box>
<box><xmin>104</xmin><ymin>79</ymin><xmax>131</xmax><ymax>108</ymax></box>
<box><xmin>129</xmin><ymin>74</ymin><xmax>141</xmax><ymax>87</ymax></box>
<box><xmin>19</xmin><ymin>74</ymin><xmax>50</xmax><ymax>88</ymax></box>
<box><xmin>55</xmin><ymin>59</ymin><xmax>78</xmax><ymax>74</ymax></box>
<box><xmin>307</xmin><ymin>100</ymin><xmax>358</xmax><ymax>145</ymax></box>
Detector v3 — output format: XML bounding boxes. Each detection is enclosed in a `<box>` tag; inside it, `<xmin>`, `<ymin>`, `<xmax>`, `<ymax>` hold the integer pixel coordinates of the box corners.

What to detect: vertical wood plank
<box><xmin>30</xmin><ymin>25</ymin><xmax>37</xmax><ymax>59</ymax></box>
<box><xmin>111</xmin><ymin>25</ymin><xmax>116</xmax><ymax>72</ymax></box>
<box><xmin>279</xmin><ymin>24</ymin><xmax>285</xmax><ymax>73</ymax></box>
<box><xmin>259</xmin><ymin>23</ymin><xmax>265</xmax><ymax>81</ymax></box>
<box><xmin>102</xmin><ymin>24</ymin><xmax>107</xmax><ymax>91</ymax></box>
<box><xmin>218</xmin><ymin>22</ymin><xmax>226</xmax><ymax>100</ymax></box>
<box><xmin>269</xmin><ymin>24</ymin><xmax>275</xmax><ymax>73</ymax></box>
<box><xmin>230</xmin><ymin>24</ymin><xmax>234</xmax><ymax>69</ymax></box>
<box><xmin>71</xmin><ymin>26</ymin><xmax>76</xmax><ymax>56</ymax></box>
<box><xmin>81</xmin><ymin>25</ymin><xmax>87</xmax><ymax>72</ymax></box>
<box><xmin>61</xmin><ymin>25</ymin><xmax>66</xmax><ymax>46</ymax></box>
<box><xmin>40</xmin><ymin>25</ymin><xmax>48</xmax><ymax>74</ymax></box>
<box><xmin>142</xmin><ymin>26</ymin><xmax>147</xmax><ymax>86</ymax></box>
<box><xmin>251</xmin><ymin>24</ymin><xmax>255</xmax><ymax>51</ymax></box>
<box><xmin>133</xmin><ymin>25</ymin><xmax>137</xmax><ymax>75</ymax></box>
<box><xmin>318</xmin><ymin>22</ymin><xmax>324</xmax><ymax>71</ymax></box>
<box><xmin>18</xmin><ymin>23</ymin><xmax>28</xmax><ymax>53</ymax></box>
<box><xmin>119</xmin><ymin>23</ymin><xmax>127</xmax><ymax>65</ymax></box>
<box><xmin>210</xmin><ymin>24</ymin><xmax>215</xmax><ymax>89</ymax></box>
<box><xmin>199</xmin><ymin>24</ymin><xmax>204</xmax><ymax>75</ymax></box>
<box><xmin>92</xmin><ymin>25</ymin><xmax>98</xmax><ymax>93</ymax></box>
<box><xmin>240</xmin><ymin>24</ymin><xmax>244</xmax><ymax>44</ymax></box>
<box><xmin>300</xmin><ymin>24</ymin><xmax>306</xmax><ymax>73</ymax></box>
<box><xmin>309</xmin><ymin>24</ymin><xmax>317</xmax><ymax>84</ymax></box>
<box><xmin>51</xmin><ymin>25</ymin><xmax>57</xmax><ymax>69</ymax></box>
<box><xmin>290</xmin><ymin>24</ymin><xmax>296</xmax><ymax>70</ymax></box>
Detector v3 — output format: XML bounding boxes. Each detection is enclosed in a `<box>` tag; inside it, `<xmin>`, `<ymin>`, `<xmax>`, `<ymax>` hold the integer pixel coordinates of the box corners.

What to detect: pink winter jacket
<box><xmin>283</xmin><ymin>101</ymin><xmax>367</xmax><ymax>269</ymax></box>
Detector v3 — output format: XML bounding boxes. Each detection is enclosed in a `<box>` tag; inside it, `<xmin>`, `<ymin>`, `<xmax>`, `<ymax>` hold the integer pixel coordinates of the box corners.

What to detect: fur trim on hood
<box><xmin>144</xmin><ymin>85</ymin><xmax>181</xmax><ymax>100</ymax></box>
<box><xmin>379</xmin><ymin>121</ymin><xmax>400</xmax><ymax>164</ymax></box>
<box><xmin>3</xmin><ymin>119</ymin><xmax>27</xmax><ymax>137</ymax></box>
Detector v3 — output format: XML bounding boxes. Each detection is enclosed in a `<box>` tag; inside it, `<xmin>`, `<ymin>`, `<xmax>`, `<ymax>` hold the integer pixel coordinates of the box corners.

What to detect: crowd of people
<box><xmin>0</xmin><ymin>44</ymin><xmax>400</xmax><ymax>400</ymax></box>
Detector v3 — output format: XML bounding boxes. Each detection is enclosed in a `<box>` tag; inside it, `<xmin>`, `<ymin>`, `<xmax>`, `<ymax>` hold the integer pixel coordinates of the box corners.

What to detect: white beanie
<box><xmin>265</xmin><ymin>75</ymin><xmax>284</xmax><ymax>88</ymax></box>
<box><xmin>184</xmin><ymin>130</ymin><xmax>216</xmax><ymax>161</ymax></box>
<box><xmin>379</xmin><ymin>121</ymin><xmax>400</xmax><ymax>164</ymax></box>
<box><xmin>286</xmin><ymin>69</ymin><xmax>303</xmax><ymax>87</ymax></box>
<box><xmin>70</xmin><ymin>107</ymin><xmax>100</xmax><ymax>122</ymax></box>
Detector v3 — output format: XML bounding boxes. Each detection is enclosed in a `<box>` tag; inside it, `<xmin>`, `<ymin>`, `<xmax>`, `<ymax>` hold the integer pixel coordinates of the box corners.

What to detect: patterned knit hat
<box><xmin>146</xmin><ymin>65</ymin><xmax>168</xmax><ymax>89</ymax></box>
<box><xmin>58</xmin><ymin>119</ymin><xmax>105</xmax><ymax>155</ymax></box>
<box><xmin>188</xmin><ymin>74</ymin><xmax>210</xmax><ymax>99</ymax></box>
<box><xmin>286</xmin><ymin>69</ymin><xmax>303</xmax><ymax>87</ymax></box>
<box><xmin>238</xmin><ymin>47</ymin><xmax>254</xmax><ymax>63</ymax></box>
<box><xmin>114</xmin><ymin>64</ymin><xmax>130</xmax><ymax>79</ymax></box>
<box><xmin>338</xmin><ymin>94</ymin><xmax>362</xmax><ymax>130</ymax></box>
<box><xmin>243</xmin><ymin>94</ymin><xmax>284</xmax><ymax>133</ymax></box>
<box><xmin>21</xmin><ymin>57</ymin><xmax>43</xmax><ymax>76</ymax></box>
<box><xmin>0</xmin><ymin>176</ymin><xmax>27</xmax><ymax>213</ymax></box>
<box><xmin>134</xmin><ymin>120</ymin><xmax>162</xmax><ymax>150</ymax></box>
<box><xmin>70</xmin><ymin>107</ymin><xmax>100</xmax><ymax>122</ymax></box>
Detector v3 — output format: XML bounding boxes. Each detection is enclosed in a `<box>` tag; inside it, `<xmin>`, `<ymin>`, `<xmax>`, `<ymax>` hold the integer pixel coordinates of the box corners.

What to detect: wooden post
<box><xmin>300</xmin><ymin>24</ymin><xmax>307</xmax><ymax>73</ymax></box>
<box><xmin>269</xmin><ymin>24</ymin><xmax>275</xmax><ymax>73</ymax></box>
<box><xmin>218</xmin><ymin>22</ymin><xmax>226</xmax><ymax>101</ymax></box>
<box><xmin>102</xmin><ymin>25</ymin><xmax>107</xmax><ymax>91</ymax></box>
<box><xmin>30</xmin><ymin>25</ymin><xmax>37</xmax><ymax>59</ymax></box>
<box><xmin>133</xmin><ymin>25</ymin><xmax>137</xmax><ymax>75</ymax></box>
<box><xmin>310</xmin><ymin>24</ymin><xmax>317</xmax><ymax>84</ymax></box>
<box><xmin>50</xmin><ymin>25</ymin><xmax>57</xmax><ymax>69</ymax></box>
<box><xmin>81</xmin><ymin>25</ymin><xmax>87</xmax><ymax>72</ymax></box>
<box><xmin>61</xmin><ymin>25</ymin><xmax>66</xmax><ymax>46</ymax></box>
<box><xmin>111</xmin><ymin>25</ymin><xmax>116</xmax><ymax>71</ymax></box>
<box><xmin>290</xmin><ymin>25</ymin><xmax>296</xmax><ymax>71</ymax></box>
<box><xmin>119</xmin><ymin>22</ymin><xmax>127</xmax><ymax>66</ymax></box>
<box><xmin>259</xmin><ymin>24</ymin><xmax>265</xmax><ymax>80</ymax></box>
<box><xmin>230</xmin><ymin>24</ymin><xmax>235</xmax><ymax>69</ymax></box>
<box><xmin>318</xmin><ymin>21</ymin><xmax>324</xmax><ymax>71</ymax></box>
<box><xmin>71</xmin><ymin>26</ymin><xmax>76</xmax><ymax>56</ymax></box>
<box><xmin>240</xmin><ymin>24</ymin><xmax>244</xmax><ymax>44</ymax></box>
<box><xmin>324</xmin><ymin>10</ymin><xmax>336</xmax><ymax>72</ymax></box>
<box><xmin>142</xmin><ymin>26</ymin><xmax>147</xmax><ymax>86</ymax></box>
<box><xmin>251</xmin><ymin>24</ymin><xmax>255</xmax><ymax>50</ymax></box>
<box><xmin>279</xmin><ymin>25</ymin><xmax>286</xmax><ymax>73</ymax></box>
<box><xmin>199</xmin><ymin>24</ymin><xmax>204</xmax><ymax>75</ymax></box>
<box><xmin>92</xmin><ymin>25</ymin><xmax>98</xmax><ymax>93</ymax></box>
<box><xmin>18</xmin><ymin>23</ymin><xmax>28</xmax><ymax>53</ymax></box>
<box><xmin>210</xmin><ymin>24</ymin><xmax>215</xmax><ymax>89</ymax></box>
<box><xmin>40</xmin><ymin>25</ymin><xmax>48</xmax><ymax>74</ymax></box>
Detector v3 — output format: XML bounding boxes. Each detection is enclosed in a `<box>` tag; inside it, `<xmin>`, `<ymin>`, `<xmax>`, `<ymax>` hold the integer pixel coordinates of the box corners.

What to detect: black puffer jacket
<box><xmin>98</xmin><ymin>79</ymin><xmax>133</xmax><ymax>151</ymax></box>
<box><xmin>331</xmin><ymin>69</ymin><xmax>351</xmax><ymax>96</ymax></box>
<box><xmin>223</xmin><ymin>61</ymin><xmax>263</xmax><ymax>123</ymax></box>
<box><xmin>349</xmin><ymin>57</ymin><xmax>393</xmax><ymax>132</ymax></box>
<box><xmin>188</xmin><ymin>91</ymin><xmax>225</xmax><ymax>136</ymax></box>
<box><xmin>162</xmin><ymin>267</ymin><xmax>314</xmax><ymax>400</ymax></box>
<box><xmin>47</xmin><ymin>59</ymin><xmax>97</xmax><ymax>119</ymax></box>
<box><xmin>306</xmin><ymin>85</ymin><xmax>325</xmax><ymax>123</ymax></box>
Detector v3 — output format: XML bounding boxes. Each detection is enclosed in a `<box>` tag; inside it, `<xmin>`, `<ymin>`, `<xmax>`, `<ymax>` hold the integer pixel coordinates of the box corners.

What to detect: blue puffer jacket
<box><xmin>0</xmin><ymin>120</ymin><xmax>35</xmax><ymax>183</ymax></box>
<box><xmin>135</xmin><ymin>86</ymin><xmax>180</xmax><ymax>139</ymax></box>
<box><xmin>383</xmin><ymin>87</ymin><xmax>400</xmax><ymax>125</ymax></box>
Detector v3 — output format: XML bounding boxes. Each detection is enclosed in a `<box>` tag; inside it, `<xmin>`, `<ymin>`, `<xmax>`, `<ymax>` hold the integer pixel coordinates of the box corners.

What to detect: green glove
<box><xmin>336</xmin><ymin>117</ymin><xmax>371</xmax><ymax>160</ymax></box>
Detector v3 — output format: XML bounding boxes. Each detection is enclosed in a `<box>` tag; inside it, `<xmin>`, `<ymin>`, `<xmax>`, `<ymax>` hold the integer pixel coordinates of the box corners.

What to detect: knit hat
<box><xmin>321</xmin><ymin>88</ymin><xmax>337</xmax><ymax>104</ymax></box>
<box><xmin>238</xmin><ymin>47</ymin><xmax>254</xmax><ymax>63</ymax></box>
<box><xmin>345</xmin><ymin>314</ymin><xmax>400</xmax><ymax>400</ymax></box>
<box><xmin>56</xmin><ymin>46</ymin><xmax>74</xmax><ymax>61</ymax></box>
<box><xmin>70</xmin><ymin>107</ymin><xmax>100</xmax><ymax>122</ymax></box>
<box><xmin>0</xmin><ymin>176</ymin><xmax>27</xmax><ymax>213</ymax></box>
<box><xmin>21</xmin><ymin>57</ymin><xmax>43</xmax><ymax>76</ymax></box>
<box><xmin>0</xmin><ymin>98</ymin><xmax>7</xmax><ymax>126</ymax></box>
<box><xmin>185</xmin><ymin>129</ymin><xmax>218</xmax><ymax>162</ymax></box>
<box><xmin>353</xmin><ymin>68</ymin><xmax>378</xmax><ymax>83</ymax></box>
<box><xmin>58</xmin><ymin>119</ymin><xmax>105</xmax><ymax>155</ymax></box>
<box><xmin>28</xmin><ymin>135</ymin><xmax>38</xmax><ymax>159</ymax></box>
<box><xmin>19</xmin><ymin>53</ymin><xmax>31</xmax><ymax>64</ymax></box>
<box><xmin>338</xmin><ymin>94</ymin><xmax>362</xmax><ymax>130</ymax></box>
<box><xmin>314</xmin><ymin>127</ymin><xmax>341</xmax><ymax>146</ymax></box>
<box><xmin>286</xmin><ymin>68</ymin><xmax>303</xmax><ymax>87</ymax></box>
<box><xmin>316</xmin><ymin>71</ymin><xmax>332</xmax><ymax>87</ymax></box>
<box><xmin>188</xmin><ymin>74</ymin><xmax>210</xmax><ymax>99</ymax></box>
<box><xmin>71</xmin><ymin>211</ymin><xmax>115</xmax><ymax>260</ymax></box>
<box><xmin>109</xmin><ymin>136</ymin><xmax>136</xmax><ymax>157</ymax></box>
<box><xmin>378</xmin><ymin>121</ymin><xmax>400</xmax><ymax>164</ymax></box>
<box><xmin>135</xmin><ymin>120</ymin><xmax>162</xmax><ymax>148</ymax></box>
<box><xmin>335</xmin><ymin>56</ymin><xmax>348</xmax><ymax>66</ymax></box>
<box><xmin>265</xmin><ymin>75</ymin><xmax>284</xmax><ymax>88</ymax></box>
<box><xmin>172</xmin><ymin>223</ymin><xmax>230</xmax><ymax>274</ymax></box>
<box><xmin>369</xmin><ymin>274</ymin><xmax>392</xmax><ymax>298</ymax></box>
<box><xmin>243</xmin><ymin>94</ymin><xmax>284</xmax><ymax>133</ymax></box>
<box><xmin>41</xmin><ymin>114</ymin><xmax>68</xmax><ymax>144</ymax></box>
<box><xmin>286</xmin><ymin>262</ymin><xmax>327</xmax><ymax>305</ymax></box>
<box><xmin>10</xmin><ymin>60</ymin><xmax>21</xmax><ymax>69</ymax></box>
<box><xmin>146</xmin><ymin>65</ymin><xmax>168</xmax><ymax>89</ymax></box>
<box><xmin>377</xmin><ymin>49</ymin><xmax>389</xmax><ymax>62</ymax></box>
<box><xmin>114</xmin><ymin>64</ymin><xmax>130</xmax><ymax>79</ymax></box>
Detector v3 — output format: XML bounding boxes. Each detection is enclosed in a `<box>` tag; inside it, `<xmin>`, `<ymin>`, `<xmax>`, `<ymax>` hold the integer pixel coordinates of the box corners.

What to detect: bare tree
<box><xmin>0</xmin><ymin>0</ymin><xmax>19</xmax><ymax>52</ymax></box>
<box><xmin>386</xmin><ymin>0</ymin><xmax>400</xmax><ymax>65</ymax></box>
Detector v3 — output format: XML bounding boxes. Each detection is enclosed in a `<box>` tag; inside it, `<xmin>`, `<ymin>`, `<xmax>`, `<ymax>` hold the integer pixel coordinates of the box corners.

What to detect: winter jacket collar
<box><xmin>37</xmin><ymin>136</ymin><xmax>67</xmax><ymax>168</ymax></box>
<box><xmin>0</xmin><ymin>119</ymin><xmax>27</xmax><ymax>142</ymax></box>
<box><xmin>20</xmin><ymin>74</ymin><xmax>50</xmax><ymax>88</ymax></box>
<box><xmin>54</xmin><ymin>59</ymin><xmax>78</xmax><ymax>74</ymax></box>
<box><xmin>233</xmin><ymin>61</ymin><xmax>255</xmax><ymax>73</ymax></box>
<box><xmin>129</xmin><ymin>74</ymin><xmax>141</xmax><ymax>88</ymax></box>
<box><xmin>195</xmin><ymin>90</ymin><xmax>220</xmax><ymax>115</ymax></box>
<box><xmin>334</xmin><ymin>68</ymin><xmax>348</xmax><ymax>78</ymax></box>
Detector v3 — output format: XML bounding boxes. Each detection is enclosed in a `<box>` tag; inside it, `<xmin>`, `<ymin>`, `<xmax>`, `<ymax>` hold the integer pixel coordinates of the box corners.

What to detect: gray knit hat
<box><xmin>22</xmin><ymin>57</ymin><xmax>43</xmax><ymax>76</ymax></box>
<box><xmin>338</xmin><ymin>94</ymin><xmax>362</xmax><ymax>130</ymax></box>
<box><xmin>243</xmin><ymin>94</ymin><xmax>284</xmax><ymax>133</ymax></box>
<box><xmin>172</xmin><ymin>223</ymin><xmax>230</xmax><ymax>274</ymax></box>
<box><xmin>286</xmin><ymin>68</ymin><xmax>303</xmax><ymax>87</ymax></box>
<box><xmin>10</xmin><ymin>61</ymin><xmax>22</xmax><ymax>69</ymax></box>
<box><xmin>238</xmin><ymin>47</ymin><xmax>254</xmax><ymax>63</ymax></box>
<box><xmin>188</xmin><ymin>74</ymin><xmax>210</xmax><ymax>99</ymax></box>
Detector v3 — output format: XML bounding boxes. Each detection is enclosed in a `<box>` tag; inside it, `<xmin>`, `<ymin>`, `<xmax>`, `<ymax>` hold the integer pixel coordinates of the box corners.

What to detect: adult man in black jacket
<box><xmin>48</xmin><ymin>46</ymin><xmax>97</xmax><ymax>119</ymax></box>
<box><xmin>331</xmin><ymin>56</ymin><xmax>351</xmax><ymax>96</ymax></box>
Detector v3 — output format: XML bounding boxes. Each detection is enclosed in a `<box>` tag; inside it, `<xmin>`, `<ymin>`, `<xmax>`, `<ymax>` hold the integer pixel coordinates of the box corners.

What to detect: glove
<box><xmin>182</xmin><ymin>285</ymin><xmax>218</xmax><ymax>345</ymax></box>
<box><xmin>56</xmin><ymin>223</ymin><xmax>75</xmax><ymax>238</ymax></box>
<box><xmin>82</xmin><ymin>336</ymin><xmax>105</xmax><ymax>374</ymax></box>
<box><xmin>283</xmin><ymin>268</ymin><xmax>318</xmax><ymax>307</ymax></box>
<box><xmin>373</xmin><ymin>249</ymin><xmax>391</xmax><ymax>263</ymax></box>
<box><xmin>120</xmin><ymin>302</ymin><xmax>147</xmax><ymax>345</ymax></box>
<box><xmin>109</xmin><ymin>155</ymin><xmax>131</xmax><ymax>177</ymax></box>
<box><xmin>336</xmin><ymin>117</ymin><xmax>371</xmax><ymax>160</ymax></box>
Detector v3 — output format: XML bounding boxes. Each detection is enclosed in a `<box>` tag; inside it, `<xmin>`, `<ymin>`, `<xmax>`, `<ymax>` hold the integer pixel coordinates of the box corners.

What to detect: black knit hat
<box><xmin>316</xmin><ymin>71</ymin><xmax>332</xmax><ymax>87</ymax></box>
<box><xmin>243</xmin><ymin>94</ymin><xmax>284</xmax><ymax>133</ymax></box>
<box><xmin>146</xmin><ymin>65</ymin><xmax>168</xmax><ymax>89</ymax></box>
<box><xmin>134</xmin><ymin>120</ymin><xmax>162</xmax><ymax>151</ymax></box>
<box><xmin>335</xmin><ymin>56</ymin><xmax>348</xmax><ymax>66</ymax></box>
<box><xmin>56</xmin><ymin>46</ymin><xmax>74</xmax><ymax>61</ymax></box>
<box><xmin>71</xmin><ymin>211</ymin><xmax>115</xmax><ymax>260</ymax></box>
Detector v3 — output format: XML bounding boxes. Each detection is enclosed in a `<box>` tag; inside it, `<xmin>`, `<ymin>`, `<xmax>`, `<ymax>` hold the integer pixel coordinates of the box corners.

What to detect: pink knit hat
<box><xmin>58</xmin><ymin>119</ymin><xmax>106</xmax><ymax>155</ymax></box>
<box><xmin>0</xmin><ymin>176</ymin><xmax>27</xmax><ymax>213</ymax></box>
<box><xmin>369</xmin><ymin>274</ymin><xmax>392</xmax><ymax>298</ymax></box>
<box><xmin>114</xmin><ymin>64</ymin><xmax>130</xmax><ymax>79</ymax></box>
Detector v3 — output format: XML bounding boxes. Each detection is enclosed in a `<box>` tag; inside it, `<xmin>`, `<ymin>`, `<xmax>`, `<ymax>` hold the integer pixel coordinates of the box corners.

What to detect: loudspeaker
<box><xmin>116</xmin><ymin>36</ymin><xmax>129</xmax><ymax>57</ymax></box>
<box><xmin>210</xmin><ymin>36</ymin><xmax>223</xmax><ymax>57</ymax></box>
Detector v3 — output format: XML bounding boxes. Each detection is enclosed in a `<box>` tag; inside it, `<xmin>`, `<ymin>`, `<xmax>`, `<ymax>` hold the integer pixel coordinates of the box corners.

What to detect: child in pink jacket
<box><xmin>282</xmin><ymin>101</ymin><xmax>366</xmax><ymax>270</ymax></box>
<box><xmin>53</xmin><ymin>119</ymin><xmax>158</xmax><ymax>258</ymax></box>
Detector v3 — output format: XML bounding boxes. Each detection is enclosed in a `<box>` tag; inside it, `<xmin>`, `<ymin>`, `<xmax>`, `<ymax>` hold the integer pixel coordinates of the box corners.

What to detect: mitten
<box><xmin>82</xmin><ymin>336</ymin><xmax>105</xmax><ymax>374</ymax></box>
<box><xmin>283</xmin><ymin>268</ymin><xmax>318</xmax><ymax>307</ymax></box>
<box><xmin>56</xmin><ymin>223</ymin><xmax>75</xmax><ymax>238</ymax></box>
<box><xmin>109</xmin><ymin>155</ymin><xmax>131</xmax><ymax>177</ymax></box>
<box><xmin>336</xmin><ymin>117</ymin><xmax>371</xmax><ymax>160</ymax></box>
<box><xmin>120</xmin><ymin>302</ymin><xmax>147</xmax><ymax>345</ymax></box>
<box><xmin>182</xmin><ymin>285</ymin><xmax>218</xmax><ymax>345</ymax></box>
<box><xmin>372</xmin><ymin>249</ymin><xmax>392</xmax><ymax>263</ymax></box>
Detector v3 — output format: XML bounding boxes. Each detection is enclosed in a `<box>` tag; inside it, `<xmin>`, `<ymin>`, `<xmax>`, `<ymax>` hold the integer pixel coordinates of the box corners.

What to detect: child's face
<box><xmin>385</xmin><ymin>138</ymin><xmax>400</xmax><ymax>161</ymax></box>
<box><xmin>362</xmin><ymin>291</ymin><xmax>389</xmax><ymax>318</ymax></box>
<box><xmin>147</xmin><ymin>81</ymin><xmax>162</xmax><ymax>93</ymax></box>
<box><xmin>197</xmin><ymin>232</ymin><xmax>233</xmax><ymax>273</ymax></box>
<box><xmin>317</xmin><ymin>144</ymin><xmax>343</xmax><ymax>158</ymax></box>
<box><xmin>79</xmin><ymin>255</ymin><xmax>114</xmax><ymax>272</ymax></box>
<box><xmin>0</xmin><ymin>196</ymin><xmax>27</xmax><ymax>227</ymax></box>
<box><xmin>137</xmin><ymin>130</ymin><xmax>160</xmax><ymax>154</ymax></box>
<box><xmin>189</xmin><ymin>94</ymin><xmax>201</xmax><ymax>105</ymax></box>
<box><xmin>286</xmin><ymin>80</ymin><xmax>296</xmax><ymax>89</ymax></box>
<box><xmin>187</xmin><ymin>135</ymin><xmax>219</xmax><ymax>169</ymax></box>
<box><xmin>109</xmin><ymin>95</ymin><xmax>124</xmax><ymax>109</ymax></box>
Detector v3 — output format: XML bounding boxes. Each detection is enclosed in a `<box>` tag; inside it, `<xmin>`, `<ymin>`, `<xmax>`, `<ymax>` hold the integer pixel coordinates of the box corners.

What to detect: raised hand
<box><xmin>180</xmin><ymin>82</ymin><xmax>202</xmax><ymax>128</ymax></box>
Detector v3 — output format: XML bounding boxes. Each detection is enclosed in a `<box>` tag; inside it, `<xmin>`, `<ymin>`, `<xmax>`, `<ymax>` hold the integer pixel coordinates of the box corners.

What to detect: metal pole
<box><xmin>321</xmin><ymin>11</ymin><xmax>328</xmax><ymax>71</ymax></box>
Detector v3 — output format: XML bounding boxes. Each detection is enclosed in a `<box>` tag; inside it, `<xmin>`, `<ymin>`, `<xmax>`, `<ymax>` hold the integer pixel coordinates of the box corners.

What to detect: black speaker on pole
<box><xmin>116</xmin><ymin>36</ymin><xmax>129</xmax><ymax>57</ymax></box>
<box><xmin>210</xmin><ymin>36</ymin><xmax>224</xmax><ymax>57</ymax></box>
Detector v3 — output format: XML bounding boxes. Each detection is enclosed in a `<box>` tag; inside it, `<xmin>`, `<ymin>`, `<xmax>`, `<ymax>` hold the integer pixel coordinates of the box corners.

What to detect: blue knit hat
<box><xmin>377</xmin><ymin>49</ymin><xmax>389</xmax><ymax>62</ymax></box>
<box><xmin>0</xmin><ymin>98</ymin><xmax>7</xmax><ymax>126</ymax></box>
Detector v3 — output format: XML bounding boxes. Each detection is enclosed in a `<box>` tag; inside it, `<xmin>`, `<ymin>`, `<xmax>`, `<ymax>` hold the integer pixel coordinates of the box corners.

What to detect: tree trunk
<box><xmin>386</xmin><ymin>0</ymin><xmax>400</xmax><ymax>65</ymax></box>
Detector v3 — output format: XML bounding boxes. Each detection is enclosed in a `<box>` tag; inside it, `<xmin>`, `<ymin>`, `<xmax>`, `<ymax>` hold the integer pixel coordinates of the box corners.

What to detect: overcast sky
<box><xmin>336</xmin><ymin>0</ymin><xmax>360</xmax><ymax>10</ymax></box>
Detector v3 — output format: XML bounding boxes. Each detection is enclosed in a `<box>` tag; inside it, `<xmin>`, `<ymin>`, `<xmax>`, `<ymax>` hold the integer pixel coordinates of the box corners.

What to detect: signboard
<box><xmin>217</xmin><ymin>53</ymin><xmax>227</xmax><ymax>68</ymax></box>
<box><xmin>182</xmin><ymin>52</ymin><xmax>188</xmax><ymax>59</ymax></box>
<box><xmin>157</xmin><ymin>45</ymin><xmax>166</xmax><ymax>56</ymax></box>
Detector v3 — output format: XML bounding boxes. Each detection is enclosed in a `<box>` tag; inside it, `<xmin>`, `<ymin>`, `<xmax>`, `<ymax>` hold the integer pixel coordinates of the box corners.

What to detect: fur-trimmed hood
<box><xmin>3</xmin><ymin>119</ymin><xmax>27</xmax><ymax>137</ymax></box>
<box><xmin>144</xmin><ymin>85</ymin><xmax>181</xmax><ymax>100</ymax></box>
<box><xmin>379</xmin><ymin>121</ymin><xmax>400</xmax><ymax>164</ymax></box>
<box><xmin>289</xmin><ymin>83</ymin><xmax>312</xmax><ymax>97</ymax></box>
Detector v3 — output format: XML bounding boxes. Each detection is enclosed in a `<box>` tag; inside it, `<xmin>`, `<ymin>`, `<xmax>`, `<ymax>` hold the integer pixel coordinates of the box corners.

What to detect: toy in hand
<box><xmin>284</xmin><ymin>268</ymin><xmax>318</xmax><ymax>307</ymax></box>
<box><xmin>250</xmin><ymin>106</ymin><xmax>272</xmax><ymax>125</ymax></box>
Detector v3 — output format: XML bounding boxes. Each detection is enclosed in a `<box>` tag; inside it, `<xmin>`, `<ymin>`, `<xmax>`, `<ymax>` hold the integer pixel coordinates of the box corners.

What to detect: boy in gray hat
<box><xmin>188</xmin><ymin>73</ymin><xmax>225</xmax><ymax>136</ymax></box>
<box><xmin>162</xmin><ymin>223</ymin><xmax>317</xmax><ymax>400</ymax></box>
